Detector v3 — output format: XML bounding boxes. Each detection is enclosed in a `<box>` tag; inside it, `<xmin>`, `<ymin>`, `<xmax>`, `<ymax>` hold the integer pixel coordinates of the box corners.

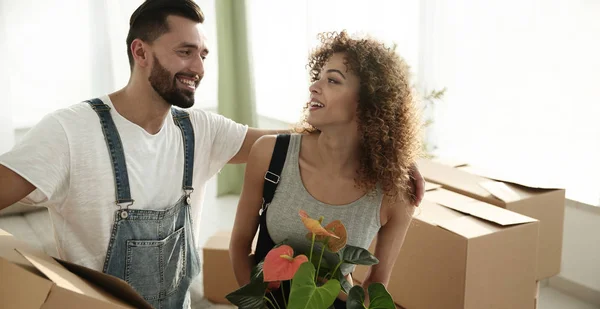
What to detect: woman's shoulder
<box><xmin>249</xmin><ymin>135</ymin><xmax>278</xmax><ymax>163</ymax></box>
<box><xmin>380</xmin><ymin>191</ymin><xmax>416</xmax><ymax>226</ymax></box>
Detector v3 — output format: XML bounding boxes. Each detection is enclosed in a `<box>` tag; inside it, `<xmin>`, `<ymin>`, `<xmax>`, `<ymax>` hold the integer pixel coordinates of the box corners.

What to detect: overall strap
<box><xmin>261</xmin><ymin>134</ymin><xmax>291</xmax><ymax>212</ymax></box>
<box><xmin>171</xmin><ymin>108</ymin><xmax>195</xmax><ymax>195</ymax></box>
<box><xmin>87</xmin><ymin>98</ymin><xmax>134</xmax><ymax>206</ymax></box>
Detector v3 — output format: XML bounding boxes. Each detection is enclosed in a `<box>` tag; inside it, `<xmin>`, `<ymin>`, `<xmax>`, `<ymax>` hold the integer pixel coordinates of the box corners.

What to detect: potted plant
<box><xmin>226</xmin><ymin>210</ymin><xmax>396</xmax><ymax>309</ymax></box>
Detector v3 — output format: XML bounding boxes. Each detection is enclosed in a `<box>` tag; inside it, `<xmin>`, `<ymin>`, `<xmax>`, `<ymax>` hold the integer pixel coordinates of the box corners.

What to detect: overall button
<box><xmin>120</xmin><ymin>210</ymin><xmax>128</xmax><ymax>219</ymax></box>
<box><xmin>186</xmin><ymin>197</ymin><xmax>191</xmax><ymax>204</ymax></box>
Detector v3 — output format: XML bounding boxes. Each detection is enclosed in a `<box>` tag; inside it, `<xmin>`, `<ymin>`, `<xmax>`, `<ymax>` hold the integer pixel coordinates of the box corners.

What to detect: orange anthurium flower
<box><xmin>263</xmin><ymin>245</ymin><xmax>309</xmax><ymax>282</ymax></box>
<box><xmin>307</xmin><ymin>220</ymin><xmax>348</xmax><ymax>253</ymax></box>
<box><xmin>298</xmin><ymin>210</ymin><xmax>340</xmax><ymax>239</ymax></box>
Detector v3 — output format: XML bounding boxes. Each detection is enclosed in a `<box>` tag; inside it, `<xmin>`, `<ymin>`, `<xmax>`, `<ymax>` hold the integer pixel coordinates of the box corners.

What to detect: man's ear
<box><xmin>131</xmin><ymin>39</ymin><xmax>150</xmax><ymax>68</ymax></box>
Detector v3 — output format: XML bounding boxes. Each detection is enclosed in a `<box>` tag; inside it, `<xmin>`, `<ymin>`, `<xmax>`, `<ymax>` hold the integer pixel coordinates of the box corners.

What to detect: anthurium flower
<box><xmin>266</xmin><ymin>281</ymin><xmax>281</xmax><ymax>292</ymax></box>
<box><xmin>306</xmin><ymin>220</ymin><xmax>348</xmax><ymax>252</ymax></box>
<box><xmin>263</xmin><ymin>245</ymin><xmax>309</xmax><ymax>282</ymax></box>
<box><xmin>298</xmin><ymin>210</ymin><xmax>340</xmax><ymax>239</ymax></box>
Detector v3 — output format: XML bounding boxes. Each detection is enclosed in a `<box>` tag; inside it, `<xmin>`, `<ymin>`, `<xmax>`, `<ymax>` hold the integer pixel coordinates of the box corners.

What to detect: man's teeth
<box><xmin>178</xmin><ymin>78</ymin><xmax>196</xmax><ymax>87</ymax></box>
<box><xmin>310</xmin><ymin>102</ymin><xmax>324</xmax><ymax>107</ymax></box>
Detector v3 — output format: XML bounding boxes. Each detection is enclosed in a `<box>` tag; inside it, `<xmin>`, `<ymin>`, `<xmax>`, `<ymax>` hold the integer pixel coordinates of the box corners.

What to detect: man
<box><xmin>0</xmin><ymin>1</ymin><xmax>424</xmax><ymax>308</ymax></box>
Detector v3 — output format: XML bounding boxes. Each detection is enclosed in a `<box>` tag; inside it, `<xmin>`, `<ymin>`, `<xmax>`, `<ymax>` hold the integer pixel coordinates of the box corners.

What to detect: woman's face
<box><xmin>307</xmin><ymin>53</ymin><xmax>360</xmax><ymax>131</ymax></box>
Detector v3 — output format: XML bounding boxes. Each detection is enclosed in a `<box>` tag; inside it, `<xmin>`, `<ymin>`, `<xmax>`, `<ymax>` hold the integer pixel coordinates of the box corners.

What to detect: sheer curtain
<box><xmin>247</xmin><ymin>0</ymin><xmax>600</xmax><ymax>204</ymax></box>
<box><xmin>246</xmin><ymin>0</ymin><xmax>422</xmax><ymax>124</ymax></box>
<box><xmin>423</xmin><ymin>0</ymin><xmax>600</xmax><ymax>204</ymax></box>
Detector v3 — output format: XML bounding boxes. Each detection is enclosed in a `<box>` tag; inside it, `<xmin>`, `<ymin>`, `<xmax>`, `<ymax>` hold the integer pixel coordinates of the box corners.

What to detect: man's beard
<box><xmin>148</xmin><ymin>56</ymin><xmax>196</xmax><ymax>108</ymax></box>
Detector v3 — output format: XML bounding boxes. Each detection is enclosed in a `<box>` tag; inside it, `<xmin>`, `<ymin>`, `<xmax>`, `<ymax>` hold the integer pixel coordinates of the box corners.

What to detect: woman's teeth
<box><xmin>310</xmin><ymin>102</ymin><xmax>324</xmax><ymax>107</ymax></box>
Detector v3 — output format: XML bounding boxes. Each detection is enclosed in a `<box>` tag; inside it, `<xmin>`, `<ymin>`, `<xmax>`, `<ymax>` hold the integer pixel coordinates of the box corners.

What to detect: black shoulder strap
<box><xmin>261</xmin><ymin>134</ymin><xmax>291</xmax><ymax>211</ymax></box>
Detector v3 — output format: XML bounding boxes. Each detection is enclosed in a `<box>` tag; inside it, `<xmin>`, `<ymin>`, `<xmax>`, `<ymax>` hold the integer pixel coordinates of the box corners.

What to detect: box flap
<box><xmin>42</xmin><ymin>283</ymin><xmax>131</xmax><ymax>309</ymax></box>
<box><xmin>16</xmin><ymin>249</ymin><xmax>136</xmax><ymax>308</ymax></box>
<box><xmin>459</xmin><ymin>164</ymin><xmax>564</xmax><ymax>190</ymax></box>
<box><xmin>437</xmin><ymin>215</ymin><xmax>503</xmax><ymax>238</ymax></box>
<box><xmin>0</xmin><ymin>229</ymin><xmax>47</xmax><ymax>276</ymax></box>
<box><xmin>425</xmin><ymin>189</ymin><xmax>537</xmax><ymax>226</ymax></box>
<box><xmin>0</xmin><ymin>257</ymin><xmax>52</xmax><ymax>309</ymax></box>
<box><xmin>413</xmin><ymin>200</ymin><xmax>465</xmax><ymax>226</ymax></box>
<box><xmin>425</xmin><ymin>181</ymin><xmax>442</xmax><ymax>192</ymax></box>
<box><xmin>478</xmin><ymin>180</ymin><xmax>522</xmax><ymax>203</ymax></box>
<box><xmin>56</xmin><ymin>259</ymin><xmax>153</xmax><ymax>309</ymax></box>
<box><xmin>418</xmin><ymin>159</ymin><xmax>548</xmax><ymax>202</ymax></box>
<box><xmin>432</xmin><ymin>157</ymin><xmax>469</xmax><ymax>168</ymax></box>
<box><xmin>414</xmin><ymin>200</ymin><xmax>503</xmax><ymax>238</ymax></box>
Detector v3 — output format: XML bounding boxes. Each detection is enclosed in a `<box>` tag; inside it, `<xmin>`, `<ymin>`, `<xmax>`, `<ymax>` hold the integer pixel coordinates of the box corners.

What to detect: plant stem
<box><xmin>268</xmin><ymin>292</ymin><xmax>282</xmax><ymax>309</ymax></box>
<box><xmin>309</xmin><ymin>233</ymin><xmax>316</xmax><ymax>262</ymax></box>
<box><xmin>316</xmin><ymin>244</ymin><xmax>326</xmax><ymax>282</ymax></box>
<box><xmin>281</xmin><ymin>282</ymin><xmax>287</xmax><ymax>308</ymax></box>
<box><xmin>264</xmin><ymin>296</ymin><xmax>277</xmax><ymax>309</ymax></box>
<box><xmin>331</xmin><ymin>260</ymin><xmax>344</xmax><ymax>279</ymax></box>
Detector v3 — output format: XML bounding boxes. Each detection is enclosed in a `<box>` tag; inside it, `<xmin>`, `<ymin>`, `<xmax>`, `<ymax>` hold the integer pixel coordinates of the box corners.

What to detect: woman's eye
<box><xmin>328</xmin><ymin>78</ymin><xmax>339</xmax><ymax>84</ymax></box>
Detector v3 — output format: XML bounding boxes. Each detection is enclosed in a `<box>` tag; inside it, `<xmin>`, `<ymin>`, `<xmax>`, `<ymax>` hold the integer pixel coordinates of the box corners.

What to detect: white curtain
<box><xmin>247</xmin><ymin>0</ymin><xmax>600</xmax><ymax>203</ymax></box>
<box><xmin>0</xmin><ymin>0</ymin><xmax>218</xmax><ymax>152</ymax></box>
<box><xmin>247</xmin><ymin>0</ymin><xmax>422</xmax><ymax>124</ymax></box>
<box><xmin>0</xmin><ymin>0</ymin><xmax>13</xmax><ymax>154</ymax></box>
<box><xmin>423</xmin><ymin>0</ymin><xmax>600</xmax><ymax>203</ymax></box>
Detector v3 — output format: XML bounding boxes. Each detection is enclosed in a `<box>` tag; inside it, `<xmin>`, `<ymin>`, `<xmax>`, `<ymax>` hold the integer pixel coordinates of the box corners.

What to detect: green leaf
<box><xmin>288</xmin><ymin>262</ymin><xmax>341</xmax><ymax>309</ymax></box>
<box><xmin>225</xmin><ymin>277</ymin><xmax>267</xmax><ymax>309</ymax></box>
<box><xmin>250</xmin><ymin>261</ymin><xmax>264</xmax><ymax>280</ymax></box>
<box><xmin>346</xmin><ymin>285</ymin><xmax>366</xmax><ymax>309</ymax></box>
<box><xmin>367</xmin><ymin>283</ymin><xmax>395</xmax><ymax>308</ymax></box>
<box><xmin>338</xmin><ymin>245</ymin><xmax>379</xmax><ymax>266</ymax></box>
<box><xmin>335</xmin><ymin>270</ymin><xmax>354</xmax><ymax>294</ymax></box>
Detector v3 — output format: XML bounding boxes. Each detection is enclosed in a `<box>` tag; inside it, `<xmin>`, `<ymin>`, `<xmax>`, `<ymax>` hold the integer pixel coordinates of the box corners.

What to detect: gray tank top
<box><xmin>265</xmin><ymin>134</ymin><xmax>383</xmax><ymax>275</ymax></box>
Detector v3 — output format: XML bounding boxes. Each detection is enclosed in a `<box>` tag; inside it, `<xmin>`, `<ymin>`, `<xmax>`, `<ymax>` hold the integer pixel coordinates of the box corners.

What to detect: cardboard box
<box><xmin>0</xmin><ymin>228</ymin><xmax>152</xmax><ymax>309</ymax></box>
<box><xmin>203</xmin><ymin>230</ymin><xmax>258</xmax><ymax>304</ymax></box>
<box><xmin>418</xmin><ymin>158</ymin><xmax>565</xmax><ymax>279</ymax></box>
<box><xmin>354</xmin><ymin>188</ymin><xmax>540</xmax><ymax>309</ymax></box>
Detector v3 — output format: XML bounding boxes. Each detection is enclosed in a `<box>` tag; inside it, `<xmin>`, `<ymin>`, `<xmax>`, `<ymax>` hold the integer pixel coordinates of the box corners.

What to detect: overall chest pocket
<box><xmin>125</xmin><ymin>226</ymin><xmax>187</xmax><ymax>300</ymax></box>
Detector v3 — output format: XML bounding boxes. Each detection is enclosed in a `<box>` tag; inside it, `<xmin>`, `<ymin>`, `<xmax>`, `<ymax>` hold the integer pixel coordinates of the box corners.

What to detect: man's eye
<box><xmin>178</xmin><ymin>50</ymin><xmax>191</xmax><ymax>56</ymax></box>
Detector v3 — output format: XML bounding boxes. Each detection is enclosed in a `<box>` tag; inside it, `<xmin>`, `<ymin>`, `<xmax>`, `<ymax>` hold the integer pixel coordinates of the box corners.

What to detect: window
<box><xmin>247</xmin><ymin>0</ymin><xmax>421</xmax><ymax>123</ymax></box>
<box><xmin>0</xmin><ymin>0</ymin><xmax>217</xmax><ymax>132</ymax></box>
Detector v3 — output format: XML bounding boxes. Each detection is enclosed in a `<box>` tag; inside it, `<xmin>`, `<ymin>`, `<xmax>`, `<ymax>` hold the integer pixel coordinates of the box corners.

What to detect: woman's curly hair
<box><xmin>295</xmin><ymin>31</ymin><xmax>422</xmax><ymax>202</ymax></box>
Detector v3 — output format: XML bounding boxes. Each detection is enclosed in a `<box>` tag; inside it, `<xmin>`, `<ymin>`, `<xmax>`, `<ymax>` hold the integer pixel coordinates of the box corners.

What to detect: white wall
<box><xmin>0</xmin><ymin>1</ymin><xmax>13</xmax><ymax>154</ymax></box>
<box><xmin>553</xmin><ymin>200</ymin><xmax>600</xmax><ymax>304</ymax></box>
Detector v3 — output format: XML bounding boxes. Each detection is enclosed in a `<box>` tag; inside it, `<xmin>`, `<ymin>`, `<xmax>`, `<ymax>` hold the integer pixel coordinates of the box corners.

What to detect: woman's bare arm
<box><xmin>229</xmin><ymin>135</ymin><xmax>276</xmax><ymax>286</ymax></box>
<box><xmin>362</xmin><ymin>197</ymin><xmax>416</xmax><ymax>289</ymax></box>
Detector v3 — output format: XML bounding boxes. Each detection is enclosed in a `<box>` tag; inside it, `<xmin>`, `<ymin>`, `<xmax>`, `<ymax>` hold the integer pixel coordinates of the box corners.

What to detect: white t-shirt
<box><xmin>0</xmin><ymin>95</ymin><xmax>247</xmax><ymax>272</ymax></box>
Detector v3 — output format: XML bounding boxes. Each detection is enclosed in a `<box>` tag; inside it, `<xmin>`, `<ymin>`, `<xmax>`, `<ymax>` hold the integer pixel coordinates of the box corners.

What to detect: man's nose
<box><xmin>190</xmin><ymin>55</ymin><xmax>205</xmax><ymax>78</ymax></box>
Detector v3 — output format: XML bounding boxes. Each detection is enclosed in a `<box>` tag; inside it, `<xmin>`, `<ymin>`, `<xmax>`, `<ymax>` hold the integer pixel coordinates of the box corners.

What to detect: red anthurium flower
<box><xmin>263</xmin><ymin>245</ymin><xmax>309</xmax><ymax>282</ymax></box>
<box><xmin>266</xmin><ymin>281</ymin><xmax>281</xmax><ymax>292</ymax></box>
<box><xmin>298</xmin><ymin>210</ymin><xmax>340</xmax><ymax>239</ymax></box>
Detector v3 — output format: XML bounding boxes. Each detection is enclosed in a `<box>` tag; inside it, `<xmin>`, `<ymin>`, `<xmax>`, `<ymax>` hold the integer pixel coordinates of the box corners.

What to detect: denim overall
<box><xmin>88</xmin><ymin>99</ymin><xmax>200</xmax><ymax>309</ymax></box>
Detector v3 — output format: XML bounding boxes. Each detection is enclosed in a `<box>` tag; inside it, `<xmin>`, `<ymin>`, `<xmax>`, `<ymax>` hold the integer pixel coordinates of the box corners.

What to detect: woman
<box><xmin>230</xmin><ymin>30</ymin><xmax>422</xmax><ymax>307</ymax></box>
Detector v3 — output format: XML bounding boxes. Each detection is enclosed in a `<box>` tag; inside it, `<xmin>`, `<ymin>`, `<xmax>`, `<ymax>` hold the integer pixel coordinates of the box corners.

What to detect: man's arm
<box><xmin>228</xmin><ymin>128</ymin><xmax>289</xmax><ymax>164</ymax></box>
<box><xmin>229</xmin><ymin>128</ymin><xmax>426</xmax><ymax>206</ymax></box>
<box><xmin>0</xmin><ymin>164</ymin><xmax>36</xmax><ymax>211</ymax></box>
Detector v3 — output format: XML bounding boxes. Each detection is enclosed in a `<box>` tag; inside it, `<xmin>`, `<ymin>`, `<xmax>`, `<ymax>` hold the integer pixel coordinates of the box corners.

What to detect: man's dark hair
<box><xmin>126</xmin><ymin>0</ymin><xmax>205</xmax><ymax>69</ymax></box>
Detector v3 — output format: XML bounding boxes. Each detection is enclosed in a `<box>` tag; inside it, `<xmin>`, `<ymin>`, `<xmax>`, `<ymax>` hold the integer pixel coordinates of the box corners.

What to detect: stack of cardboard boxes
<box><xmin>353</xmin><ymin>159</ymin><xmax>565</xmax><ymax>308</ymax></box>
<box><xmin>202</xmin><ymin>159</ymin><xmax>566</xmax><ymax>308</ymax></box>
